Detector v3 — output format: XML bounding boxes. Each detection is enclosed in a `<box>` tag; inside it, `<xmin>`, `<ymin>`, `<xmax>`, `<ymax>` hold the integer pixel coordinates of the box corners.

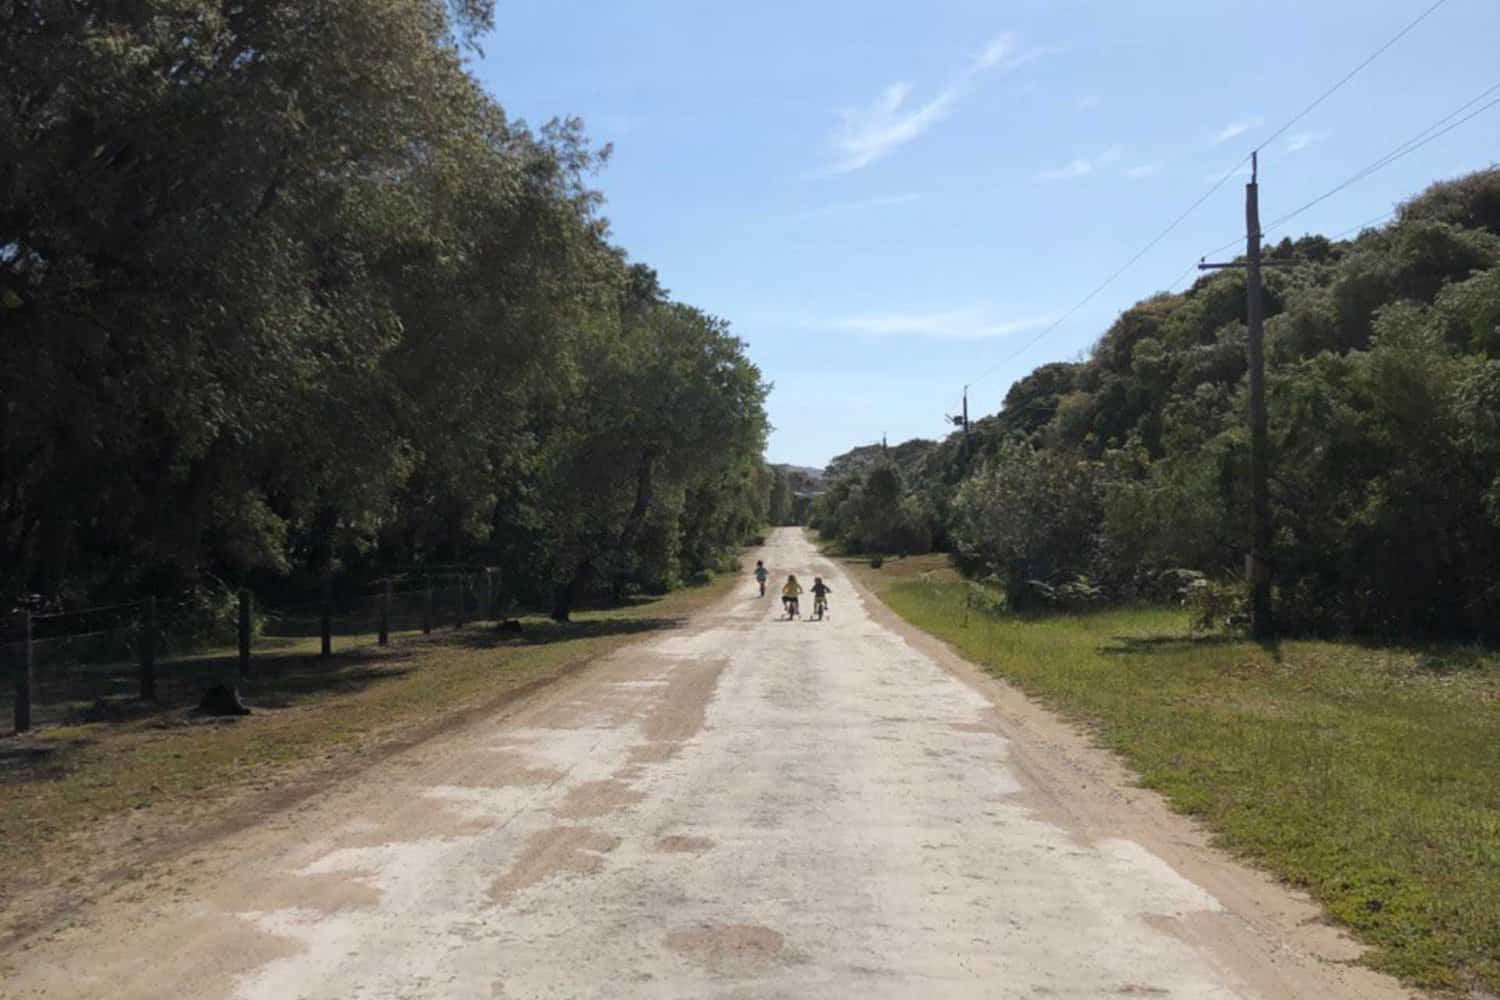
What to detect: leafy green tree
<box><xmin>950</xmin><ymin>441</ymin><xmax>1105</xmax><ymax>608</ymax></box>
<box><xmin>823</xmin><ymin>168</ymin><xmax>1500</xmax><ymax>638</ymax></box>
<box><xmin>1</xmin><ymin>0</ymin><xmax>771</xmax><ymax>620</ymax></box>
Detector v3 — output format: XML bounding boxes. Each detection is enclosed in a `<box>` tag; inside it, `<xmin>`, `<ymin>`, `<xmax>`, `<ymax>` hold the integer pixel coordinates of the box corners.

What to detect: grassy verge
<box><xmin>0</xmin><ymin>574</ymin><xmax>735</xmax><ymax>942</ymax></box>
<box><xmin>853</xmin><ymin>561</ymin><xmax>1500</xmax><ymax>995</ymax></box>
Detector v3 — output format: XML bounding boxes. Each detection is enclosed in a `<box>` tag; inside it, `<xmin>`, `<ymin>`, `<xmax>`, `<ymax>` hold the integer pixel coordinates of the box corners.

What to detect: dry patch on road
<box><xmin>488</xmin><ymin>826</ymin><xmax>621</xmax><ymax>905</ymax></box>
<box><xmin>554</xmin><ymin>778</ymin><xmax>646</xmax><ymax>819</ymax></box>
<box><xmin>665</xmin><ymin>923</ymin><xmax>789</xmax><ymax>977</ymax></box>
<box><xmin>654</xmin><ymin>834</ymin><xmax>714</xmax><ymax>853</ymax></box>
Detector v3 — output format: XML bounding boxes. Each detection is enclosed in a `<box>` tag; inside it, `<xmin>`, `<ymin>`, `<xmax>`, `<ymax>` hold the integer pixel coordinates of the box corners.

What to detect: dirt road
<box><xmin>5</xmin><ymin>528</ymin><xmax>1412</xmax><ymax>999</ymax></box>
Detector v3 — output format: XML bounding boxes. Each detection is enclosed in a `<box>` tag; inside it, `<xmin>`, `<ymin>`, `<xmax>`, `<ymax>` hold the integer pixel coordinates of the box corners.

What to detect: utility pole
<box><xmin>962</xmin><ymin>385</ymin><xmax>971</xmax><ymax>461</ymax></box>
<box><xmin>1199</xmin><ymin>150</ymin><xmax>1274</xmax><ymax>639</ymax></box>
<box><xmin>1244</xmin><ymin>153</ymin><xmax>1271</xmax><ymax>639</ymax></box>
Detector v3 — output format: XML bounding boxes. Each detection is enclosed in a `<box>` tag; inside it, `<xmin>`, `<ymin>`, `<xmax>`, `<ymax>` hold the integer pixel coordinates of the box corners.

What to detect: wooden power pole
<box><xmin>962</xmin><ymin>385</ymin><xmax>971</xmax><ymax>459</ymax></box>
<box><xmin>1200</xmin><ymin>150</ymin><xmax>1274</xmax><ymax>639</ymax></box>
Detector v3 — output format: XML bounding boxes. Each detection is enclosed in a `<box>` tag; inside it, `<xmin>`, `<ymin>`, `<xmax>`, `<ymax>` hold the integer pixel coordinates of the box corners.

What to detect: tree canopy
<box><xmin>2</xmin><ymin>0</ymin><xmax>769</xmax><ymax>616</ymax></box>
<box><xmin>814</xmin><ymin>168</ymin><xmax>1500</xmax><ymax>639</ymax></box>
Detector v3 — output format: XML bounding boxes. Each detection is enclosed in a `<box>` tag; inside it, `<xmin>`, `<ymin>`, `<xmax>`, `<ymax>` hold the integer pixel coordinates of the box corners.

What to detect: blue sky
<box><xmin>472</xmin><ymin>0</ymin><xmax>1500</xmax><ymax>468</ymax></box>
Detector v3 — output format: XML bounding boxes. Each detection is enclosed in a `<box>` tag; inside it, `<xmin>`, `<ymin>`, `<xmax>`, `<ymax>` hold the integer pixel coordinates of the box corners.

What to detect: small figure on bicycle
<box><xmin>781</xmin><ymin>574</ymin><xmax>802</xmax><ymax>619</ymax></box>
<box><xmin>754</xmin><ymin>560</ymin><xmax>769</xmax><ymax>597</ymax></box>
<box><xmin>811</xmin><ymin>577</ymin><xmax>831</xmax><ymax>620</ymax></box>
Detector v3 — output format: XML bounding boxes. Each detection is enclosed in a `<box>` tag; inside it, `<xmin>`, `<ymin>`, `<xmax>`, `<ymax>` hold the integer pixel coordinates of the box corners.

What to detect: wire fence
<box><xmin>2</xmin><ymin>570</ymin><xmax>504</xmax><ymax>733</ymax></box>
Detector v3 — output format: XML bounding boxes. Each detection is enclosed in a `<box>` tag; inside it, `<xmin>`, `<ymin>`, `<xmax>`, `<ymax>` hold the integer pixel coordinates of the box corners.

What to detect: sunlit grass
<box><xmin>880</xmin><ymin>577</ymin><xmax>1500</xmax><ymax>994</ymax></box>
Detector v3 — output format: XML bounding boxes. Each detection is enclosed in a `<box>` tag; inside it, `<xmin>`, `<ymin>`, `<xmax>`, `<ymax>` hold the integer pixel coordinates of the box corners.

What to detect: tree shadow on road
<box><xmin>448</xmin><ymin>615</ymin><xmax>684</xmax><ymax>651</ymax></box>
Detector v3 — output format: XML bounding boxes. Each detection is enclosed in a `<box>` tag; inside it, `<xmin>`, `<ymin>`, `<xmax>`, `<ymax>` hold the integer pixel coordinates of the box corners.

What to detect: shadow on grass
<box><xmin>1099</xmin><ymin>633</ymin><xmax>1244</xmax><ymax>656</ymax></box>
<box><xmin>1099</xmin><ymin>631</ymin><xmax>1287</xmax><ymax>663</ymax></box>
<box><xmin>1398</xmin><ymin>644</ymin><xmax>1499</xmax><ymax>675</ymax></box>
<box><xmin>2</xmin><ymin>609</ymin><xmax>688</xmax><ymax>739</ymax></box>
<box><xmin>0</xmin><ymin>737</ymin><xmax>94</xmax><ymax>785</ymax></box>
<box><xmin>0</xmin><ymin>643</ymin><xmax>424</xmax><ymax>734</ymax></box>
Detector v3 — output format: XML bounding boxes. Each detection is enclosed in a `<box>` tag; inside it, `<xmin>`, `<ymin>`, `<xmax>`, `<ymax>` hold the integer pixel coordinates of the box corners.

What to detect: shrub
<box><xmin>965</xmin><ymin>577</ymin><xmax>1007</xmax><ymax>617</ymax></box>
<box><xmin>1183</xmin><ymin>578</ymin><xmax>1248</xmax><ymax>634</ymax></box>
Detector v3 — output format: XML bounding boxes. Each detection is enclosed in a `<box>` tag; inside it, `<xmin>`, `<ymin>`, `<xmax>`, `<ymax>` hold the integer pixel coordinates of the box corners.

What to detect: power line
<box><xmin>967</xmin><ymin>153</ymin><xmax>1250</xmax><ymax>387</ymax></box>
<box><xmin>966</xmin><ymin>0</ymin><xmax>1456</xmax><ymax>393</ymax></box>
<box><xmin>1166</xmin><ymin>256</ymin><xmax>1207</xmax><ymax>292</ymax></box>
<box><xmin>1262</xmin><ymin>83</ymin><xmax>1500</xmax><ymax>237</ymax></box>
<box><xmin>1193</xmin><ymin>81</ymin><xmax>1499</xmax><ymax>262</ymax></box>
<box><xmin>1330</xmin><ymin>210</ymin><xmax>1394</xmax><ymax>241</ymax></box>
<box><xmin>1181</xmin><ymin>209</ymin><xmax>1396</xmax><ymax>292</ymax></box>
<box><xmin>1254</xmin><ymin>0</ymin><xmax>1452</xmax><ymax>154</ymax></box>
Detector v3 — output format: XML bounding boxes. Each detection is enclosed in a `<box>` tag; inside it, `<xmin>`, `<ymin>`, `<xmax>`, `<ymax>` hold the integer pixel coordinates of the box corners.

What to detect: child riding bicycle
<box><xmin>781</xmin><ymin>574</ymin><xmax>802</xmax><ymax>619</ymax></box>
<box><xmin>811</xmin><ymin>577</ymin><xmax>831</xmax><ymax>620</ymax></box>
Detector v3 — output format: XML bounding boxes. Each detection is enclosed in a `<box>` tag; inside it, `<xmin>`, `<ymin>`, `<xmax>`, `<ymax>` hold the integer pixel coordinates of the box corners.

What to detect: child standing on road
<box><xmin>782</xmin><ymin>574</ymin><xmax>802</xmax><ymax>619</ymax></box>
<box><xmin>754</xmin><ymin>560</ymin><xmax>769</xmax><ymax>596</ymax></box>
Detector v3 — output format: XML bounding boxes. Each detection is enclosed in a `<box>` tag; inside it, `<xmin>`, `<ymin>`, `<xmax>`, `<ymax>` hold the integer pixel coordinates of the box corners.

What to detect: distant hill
<box><xmin>775</xmin><ymin>464</ymin><xmax>825</xmax><ymax>485</ymax></box>
<box><xmin>824</xmin><ymin>439</ymin><xmax>937</xmax><ymax>481</ymax></box>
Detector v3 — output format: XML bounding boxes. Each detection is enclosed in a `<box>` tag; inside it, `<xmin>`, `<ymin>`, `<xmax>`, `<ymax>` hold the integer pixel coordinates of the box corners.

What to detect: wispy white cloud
<box><xmin>780</xmin><ymin>192</ymin><xmax>925</xmax><ymax>221</ymax></box>
<box><xmin>1127</xmin><ymin>162</ymin><xmax>1164</xmax><ymax>179</ymax></box>
<box><xmin>1212</xmin><ymin>117</ymin><xmax>1262</xmax><ymax>144</ymax></box>
<box><xmin>824</xmin><ymin>33</ymin><xmax>1047</xmax><ymax>174</ymax></box>
<box><xmin>1034</xmin><ymin>145</ymin><xmax>1123</xmax><ymax>181</ymax></box>
<box><xmin>1285</xmin><ymin>131</ymin><xmax>1318</xmax><ymax>153</ymax></box>
<box><xmin>1075</xmin><ymin>95</ymin><xmax>1101</xmax><ymax>111</ymax></box>
<box><xmin>974</xmin><ymin>34</ymin><xmax>1018</xmax><ymax>70</ymax></box>
<box><xmin>1203</xmin><ymin>164</ymin><xmax>1254</xmax><ymax>183</ymax></box>
<box><xmin>1036</xmin><ymin>158</ymin><xmax>1093</xmax><ymax>181</ymax></box>
<box><xmin>827</xmin><ymin>307</ymin><xmax>1059</xmax><ymax>340</ymax></box>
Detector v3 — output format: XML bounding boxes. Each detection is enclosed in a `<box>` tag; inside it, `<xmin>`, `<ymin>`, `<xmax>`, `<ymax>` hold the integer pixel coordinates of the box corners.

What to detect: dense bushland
<box><xmin>814</xmin><ymin>169</ymin><xmax>1500</xmax><ymax>638</ymax></box>
<box><xmin>1</xmin><ymin>0</ymin><xmax>769</xmax><ymax>620</ymax></box>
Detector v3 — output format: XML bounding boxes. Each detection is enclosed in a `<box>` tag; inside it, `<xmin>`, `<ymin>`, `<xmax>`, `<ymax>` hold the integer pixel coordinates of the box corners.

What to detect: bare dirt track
<box><xmin>2</xmin><ymin>528</ymin><xmax>1418</xmax><ymax>999</ymax></box>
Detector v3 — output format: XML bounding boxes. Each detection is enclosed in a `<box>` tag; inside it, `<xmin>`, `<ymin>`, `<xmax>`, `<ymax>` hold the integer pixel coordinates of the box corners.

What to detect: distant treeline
<box><xmin>813</xmin><ymin>169</ymin><xmax>1500</xmax><ymax>639</ymax></box>
<box><xmin>1</xmin><ymin>0</ymin><xmax>769</xmax><ymax>621</ymax></box>
<box><xmin>766</xmin><ymin>464</ymin><xmax>823</xmax><ymax>526</ymax></box>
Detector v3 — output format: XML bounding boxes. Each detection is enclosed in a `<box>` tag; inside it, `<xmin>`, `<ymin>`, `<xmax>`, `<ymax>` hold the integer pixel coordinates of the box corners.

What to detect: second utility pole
<box><xmin>1200</xmin><ymin>150</ymin><xmax>1273</xmax><ymax>639</ymax></box>
<box><xmin>962</xmin><ymin>385</ymin><xmax>971</xmax><ymax>461</ymax></box>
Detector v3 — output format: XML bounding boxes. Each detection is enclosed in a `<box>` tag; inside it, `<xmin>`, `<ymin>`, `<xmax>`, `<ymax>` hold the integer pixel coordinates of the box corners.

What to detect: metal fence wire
<box><xmin>4</xmin><ymin>569</ymin><xmax>503</xmax><ymax>733</ymax></box>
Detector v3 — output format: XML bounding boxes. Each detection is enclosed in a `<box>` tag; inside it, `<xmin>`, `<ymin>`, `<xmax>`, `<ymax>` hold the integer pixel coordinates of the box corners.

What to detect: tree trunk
<box><xmin>552</xmin><ymin>448</ymin><xmax>658</xmax><ymax>622</ymax></box>
<box><xmin>551</xmin><ymin>558</ymin><xmax>593</xmax><ymax>622</ymax></box>
<box><xmin>617</xmin><ymin>448</ymin><xmax>658</xmax><ymax>553</ymax></box>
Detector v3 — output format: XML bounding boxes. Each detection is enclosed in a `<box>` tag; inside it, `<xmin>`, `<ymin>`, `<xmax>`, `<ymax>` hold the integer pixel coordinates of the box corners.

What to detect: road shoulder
<box><xmin>831</xmin><ymin>549</ymin><xmax>1418</xmax><ymax>1000</ymax></box>
<box><xmin>0</xmin><ymin>573</ymin><xmax>738</xmax><ymax>958</ymax></box>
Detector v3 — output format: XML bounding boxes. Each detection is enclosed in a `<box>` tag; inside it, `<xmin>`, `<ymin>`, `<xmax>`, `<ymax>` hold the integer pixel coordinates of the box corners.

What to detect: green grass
<box><xmin>877</xmin><ymin>577</ymin><xmax>1500</xmax><ymax>995</ymax></box>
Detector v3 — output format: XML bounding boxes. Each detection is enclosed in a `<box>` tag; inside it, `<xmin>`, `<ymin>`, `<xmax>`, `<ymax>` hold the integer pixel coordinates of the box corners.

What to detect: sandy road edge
<box><xmin>0</xmin><ymin>575</ymin><xmax>749</xmax><ymax>962</ymax></box>
<box><xmin>822</xmin><ymin>546</ymin><xmax>1423</xmax><ymax>1000</ymax></box>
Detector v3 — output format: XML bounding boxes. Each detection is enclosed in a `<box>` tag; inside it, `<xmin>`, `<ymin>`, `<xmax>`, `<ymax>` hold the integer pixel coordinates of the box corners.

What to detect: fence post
<box><xmin>378</xmin><ymin>579</ymin><xmax>391</xmax><ymax>646</ymax></box>
<box><xmin>320</xmin><ymin>577</ymin><xmax>332</xmax><ymax>659</ymax></box>
<box><xmin>422</xmin><ymin>578</ymin><xmax>433</xmax><ymax>635</ymax></box>
<box><xmin>14</xmin><ymin>611</ymin><xmax>33</xmax><ymax>733</ymax></box>
<box><xmin>455</xmin><ymin>576</ymin><xmax>466</xmax><ymax>629</ymax></box>
<box><xmin>238</xmin><ymin>589</ymin><xmax>252</xmax><ymax>678</ymax></box>
<box><xmin>140</xmin><ymin>597</ymin><xmax>157</xmax><ymax>702</ymax></box>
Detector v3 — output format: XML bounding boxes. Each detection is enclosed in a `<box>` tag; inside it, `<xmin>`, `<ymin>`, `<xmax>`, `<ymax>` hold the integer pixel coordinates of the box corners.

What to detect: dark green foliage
<box><xmin>0</xmin><ymin>0</ymin><xmax>767</xmax><ymax>615</ymax></box>
<box><xmin>766</xmin><ymin>464</ymin><xmax>821</xmax><ymax>526</ymax></box>
<box><xmin>819</xmin><ymin>168</ymin><xmax>1500</xmax><ymax>638</ymax></box>
<box><xmin>809</xmin><ymin>451</ymin><xmax>935</xmax><ymax>556</ymax></box>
